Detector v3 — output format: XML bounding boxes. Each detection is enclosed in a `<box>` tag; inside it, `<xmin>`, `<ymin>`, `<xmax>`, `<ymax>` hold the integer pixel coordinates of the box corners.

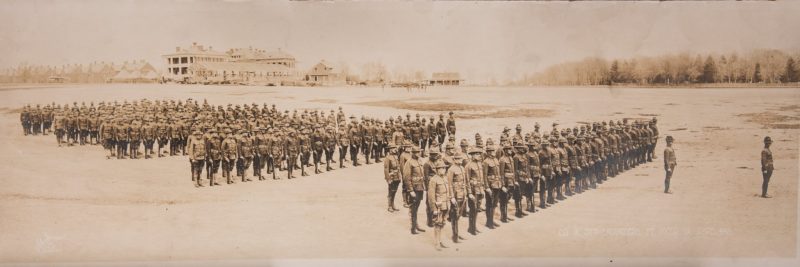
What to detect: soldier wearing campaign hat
<box><xmin>464</xmin><ymin>148</ymin><xmax>484</xmax><ymax>235</ymax></box>
<box><xmin>663</xmin><ymin>135</ymin><xmax>677</xmax><ymax>194</ymax></box>
<box><xmin>222</xmin><ymin>128</ymin><xmax>238</xmax><ymax>184</ymax></box>
<box><xmin>427</xmin><ymin>161</ymin><xmax>450</xmax><ymax>251</ymax></box>
<box><xmin>483</xmin><ymin>145</ymin><xmax>502</xmax><ymax>229</ymax></box>
<box><xmin>384</xmin><ymin>143</ymin><xmax>402</xmax><ymax>212</ymax></box>
<box><xmin>188</xmin><ymin>130</ymin><xmax>206</xmax><ymax>187</ymax></box>
<box><xmin>761</xmin><ymin>136</ymin><xmax>773</xmax><ymax>198</ymax></box>
<box><xmin>403</xmin><ymin>145</ymin><xmax>426</xmax><ymax>235</ymax></box>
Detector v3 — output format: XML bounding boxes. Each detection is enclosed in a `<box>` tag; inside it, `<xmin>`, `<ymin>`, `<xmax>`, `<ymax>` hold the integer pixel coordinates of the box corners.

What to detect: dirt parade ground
<box><xmin>0</xmin><ymin>84</ymin><xmax>798</xmax><ymax>264</ymax></box>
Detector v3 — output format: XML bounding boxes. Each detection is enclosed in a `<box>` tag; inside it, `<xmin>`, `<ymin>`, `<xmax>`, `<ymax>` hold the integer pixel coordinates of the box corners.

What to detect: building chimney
<box><xmin>209</xmin><ymin>46</ymin><xmax>213</xmax><ymax>51</ymax></box>
<box><xmin>193</xmin><ymin>42</ymin><xmax>197</xmax><ymax>47</ymax></box>
<box><xmin>176</xmin><ymin>46</ymin><xmax>180</xmax><ymax>52</ymax></box>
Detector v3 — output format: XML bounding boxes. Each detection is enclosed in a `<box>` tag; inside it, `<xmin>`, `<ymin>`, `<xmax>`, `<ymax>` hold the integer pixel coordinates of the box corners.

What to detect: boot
<box><xmin>387</xmin><ymin>197</ymin><xmax>394</xmax><ymax>213</ymax></box>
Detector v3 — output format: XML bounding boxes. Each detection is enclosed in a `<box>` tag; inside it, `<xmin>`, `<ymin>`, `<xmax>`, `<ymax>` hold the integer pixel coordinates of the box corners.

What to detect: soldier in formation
<box><xmin>19</xmin><ymin>99</ymin><xmax>459</xmax><ymax>189</ymax></box>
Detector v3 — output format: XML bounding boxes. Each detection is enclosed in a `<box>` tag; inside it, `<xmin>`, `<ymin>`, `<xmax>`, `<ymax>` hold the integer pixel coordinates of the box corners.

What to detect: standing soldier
<box><xmin>115</xmin><ymin>119</ymin><xmax>129</xmax><ymax>159</ymax></box>
<box><xmin>436</xmin><ymin>114</ymin><xmax>447</xmax><ymax>146</ymax></box>
<box><xmin>565</xmin><ymin>135</ymin><xmax>579</xmax><ymax>196</ymax></box>
<box><xmin>513</xmin><ymin>144</ymin><xmax>533</xmax><ymax>216</ymax></box>
<box><xmin>349</xmin><ymin>119</ymin><xmax>362</xmax><ymax>166</ymax></box>
<box><xmin>311</xmin><ymin>126</ymin><xmax>325</xmax><ymax>174</ymax></box>
<box><xmin>100</xmin><ymin>118</ymin><xmax>115</xmax><ymax>158</ymax></box>
<box><xmin>324</xmin><ymin>126</ymin><xmax>337</xmax><ymax>171</ymax></box>
<box><xmin>157</xmin><ymin>118</ymin><xmax>169</xmax><ymax>157</ymax></box>
<box><xmin>284</xmin><ymin>128</ymin><xmax>299</xmax><ymax>179</ymax></box>
<box><xmin>544</xmin><ymin>138</ymin><xmax>558</xmax><ymax>205</ymax></box>
<box><xmin>238</xmin><ymin>130</ymin><xmax>255</xmax><ymax>182</ymax></box>
<box><xmin>20</xmin><ymin>105</ymin><xmax>30</xmax><ymax>136</ymax></box>
<box><xmin>649</xmin><ymin>118</ymin><xmax>659</xmax><ymax>161</ymax></box>
<box><xmin>142</xmin><ymin>119</ymin><xmax>156</xmax><ymax>159</ymax></box>
<box><xmin>419</xmin><ymin>118</ymin><xmax>429</xmax><ymax>156</ymax></box>
<box><xmin>129</xmin><ymin>120</ymin><xmax>142</xmax><ymax>159</ymax></box>
<box><xmin>556</xmin><ymin>137</ymin><xmax>569</xmax><ymax>201</ymax></box>
<box><xmin>403</xmin><ymin>146</ymin><xmax>426</xmax><ymax>235</ymax></box>
<box><xmin>399</xmin><ymin>141</ymin><xmax>413</xmax><ymax>208</ymax></box>
<box><xmin>427</xmin><ymin>161</ymin><xmax>451</xmax><ymax>251</ymax></box>
<box><xmin>187</xmin><ymin>130</ymin><xmax>206</xmax><ymax>187</ymax></box>
<box><xmin>206</xmin><ymin>128</ymin><xmax>222</xmax><ymax>186</ymax></box>
<box><xmin>300</xmin><ymin>128</ymin><xmax>312</xmax><ymax>176</ymax></box>
<box><xmin>77</xmin><ymin>111</ymin><xmax>88</xmax><ymax>145</ymax></box>
<box><xmin>384</xmin><ymin>143</ymin><xmax>401</xmax><ymax>212</ymax></box>
<box><xmin>663</xmin><ymin>135</ymin><xmax>676</xmax><ymax>194</ymax></box>
<box><xmin>761</xmin><ymin>136</ymin><xmax>774</xmax><ymax>198</ymax></box>
<box><xmin>482</xmin><ymin>145</ymin><xmax>502</xmax><ymax>229</ymax></box>
<box><xmin>338</xmin><ymin>125</ymin><xmax>349</xmax><ymax>169</ymax></box>
<box><xmin>427</xmin><ymin>117</ymin><xmax>438</xmax><ymax>152</ymax></box>
<box><xmin>446</xmin><ymin>111</ymin><xmax>456</xmax><ymax>139</ymax></box>
<box><xmin>54</xmin><ymin>111</ymin><xmax>65</xmax><ymax>146</ymax></box>
<box><xmin>526</xmin><ymin>140</ymin><xmax>541</xmax><ymax>212</ymax></box>
<box><xmin>222</xmin><ymin>129</ymin><xmax>239</xmax><ymax>184</ymax></box>
<box><xmin>170</xmin><ymin>119</ymin><xmax>182</xmax><ymax>156</ymax></box>
<box><xmin>498</xmin><ymin>145</ymin><xmax>518</xmax><ymax>222</ymax></box>
<box><xmin>43</xmin><ymin>106</ymin><xmax>53</xmax><ymax>136</ymax></box>
<box><xmin>464</xmin><ymin>148</ymin><xmax>484</xmax><ymax>235</ymax></box>
<box><xmin>447</xmin><ymin>153</ymin><xmax>468</xmax><ymax>243</ymax></box>
<box><xmin>423</xmin><ymin>149</ymin><xmax>443</xmax><ymax>228</ymax></box>
<box><xmin>89</xmin><ymin>112</ymin><xmax>100</xmax><ymax>144</ymax></box>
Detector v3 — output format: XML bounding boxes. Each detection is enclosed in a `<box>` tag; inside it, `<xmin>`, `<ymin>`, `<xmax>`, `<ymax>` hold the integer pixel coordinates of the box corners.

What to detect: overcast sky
<box><xmin>1</xmin><ymin>0</ymin><xmax>798</xmax><ymax>82</ymax></box>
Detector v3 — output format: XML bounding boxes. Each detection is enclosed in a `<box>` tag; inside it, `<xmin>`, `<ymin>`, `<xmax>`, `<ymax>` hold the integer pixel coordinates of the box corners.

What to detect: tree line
<box><xmin>516</xmin><ymin>49</ymin><xmax>800</xmax><ymax>86</ymax></box>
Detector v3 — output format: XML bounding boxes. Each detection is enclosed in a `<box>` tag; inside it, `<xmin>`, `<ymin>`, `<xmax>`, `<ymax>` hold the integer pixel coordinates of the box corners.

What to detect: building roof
<box><xmin>228</xmin><ymin>47</ymin><xmax>295</xmax><ymax>61</ymax></box>
<box><xmin>163</xmin><ymin>42</ymin><xmax>227</xmax><ymax>58</ymax></box>
<box><xmin>307</xmin><ymin>60</ymin><xmax>340</xmax><ymax>76</ymax></box>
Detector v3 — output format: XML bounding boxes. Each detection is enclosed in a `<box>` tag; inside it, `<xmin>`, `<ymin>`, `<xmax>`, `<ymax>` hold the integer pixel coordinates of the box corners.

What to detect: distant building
<box><xmin>428</xmin><ymin>72</ymin><xmax>462</xmax><ymax>86</ymax></box>
<box><xmin>304</xmin><ymin>60</ymin><xmax>345</xmax><ymax>86</ymax></box>
<box><xmin>162</xmin><ymin>42</ymin><xmax>298</xmax><ymax>85</ymax></box>
<box><xmin>0</xmin><ymin>60</ymin><xmax>155</xmax><ymax>84</ymax></box>
<box><xmin>110</xmin><ymin>60</ymin><xmax>159</xmax><ymax>83</ymax></box>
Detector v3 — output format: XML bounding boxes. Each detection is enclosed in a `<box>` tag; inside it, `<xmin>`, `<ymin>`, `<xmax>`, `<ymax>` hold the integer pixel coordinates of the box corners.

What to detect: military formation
<box><xmin>18</xmin><ymin>100</ymin><xmax>459</xmax><ymax>188</ymax></box>
<box><xmin>20</xmin><ymin>101</ymin><xmax>781</xmax><ymax>251</ymax></box>
<box><xmin>385</xmin><ymin>119</ymin><xmax>661</xmax><ymax>250</ymax></box>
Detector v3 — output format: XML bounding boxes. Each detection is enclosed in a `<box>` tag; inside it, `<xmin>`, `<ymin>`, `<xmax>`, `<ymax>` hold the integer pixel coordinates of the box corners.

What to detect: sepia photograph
<box><xmin>0</xmin><ymin>0</ymin><xmax>798</xmax><ymax>266</ymax></box>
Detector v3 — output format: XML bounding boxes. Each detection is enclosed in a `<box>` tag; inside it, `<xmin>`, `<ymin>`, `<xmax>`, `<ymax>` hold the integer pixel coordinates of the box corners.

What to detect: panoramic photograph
<box><xmin>0</xmin><ymin>0</ymin><xmax>798</xmax><ymax>266</ymax></box>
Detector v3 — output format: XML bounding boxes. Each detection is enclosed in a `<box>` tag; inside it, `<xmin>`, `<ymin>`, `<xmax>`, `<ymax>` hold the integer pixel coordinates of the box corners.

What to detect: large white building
<box><xmin>162</xmin><ymin>43</ymin><xmax>298</xmax><ymax>85</ymax></box>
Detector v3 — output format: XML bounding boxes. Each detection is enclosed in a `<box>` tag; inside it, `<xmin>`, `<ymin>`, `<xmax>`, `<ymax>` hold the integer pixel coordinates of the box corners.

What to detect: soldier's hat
<box><xmin>429</xmin><ymin>149</ymin><xmax>440</xmax><ymax>155</ymax></box>
<box><xmin>448</xmin><ymin>135</ymin><xmax>456</xmax><ymax>141</ymax></box>
<box><xmin>224</xmin><ymin>128</ymin><xmax>232</xmax><ymax>134</ymax></box>
<box><xmin>388</xmin><ymin>143</ymin><xmax>397</xmax><ymax>149</ymax></box>
<box><xmin>567</xmin><ymin>135</ymin><xmax>576</xmax><ymax>141</ymax></box>
<box><xmin>652</xmin><ymin>117</ymin><xmax>658</xmax><ymax>123</ymax></box>
<box><xmin>666</xmin><ymin>135</ymin><xmax>674</xmax><ymax>142</ymax></box>
<box><xmin>475</xmin><ymin>133</ymin><xmax>481</xmax><ymax>138</ymax></box>
<box><xmin>541</xmin><ymin>139</ymin><xmax>550</xmax><ymax>145</ymax></box>
<box><xmin>467</xmin><ymin>147</ymin><xmax>481</xmax><ymax>155</ymax></box>
<box><xmin>439</xmin><ymin>113</ymin><xmax>444</xmax><ymax>118</ymax></box>
<box><xmin>486</xmin><ymin>145</ymin><xmax>496</xmax><ymax>152</ymax></box>
<box><xmin>193</xmin><ymin>130</ymin><xmax>202</xmax><ymax>135</ymax></box>
<box><xmin>435</xmin><ymin>161</ymin><xmax>448</xmax><ymax>170</ymax></box>
<box><xmin>389</xmin><ymin>117</ymin><xmax>394</xmax><ymax>122</ymax></box>
<box><xmin>350</xmin><ymin>115</ymin><xmax>356</xmax><ymax>119</ymax></box>
<box><xmin>460</xmin><ymin>139</ymin><xmax>469</xmax><ymax>147</ymax></box>
<box><xmin>411</xmin><ymin>146</ymin><xmax>421</xmax><ymax>153</ymax></box>
<box><xmin>514</xmin><ymin>144</ymin><xmax>526</xmax><ymax>149</ymax></box>
<box><xmin>558</xmin><ymin>137</ymin><xmax>567</xmax><ymax>143</ymax></box>
<box><xmin>403</xmin><ymin>140</ymin><xmax>413</xmax><ymax>147</ymax></box>
<box><xmin>503</xmin><ymin>126</ymin><xmax>510</xmax><ymax>132</ymax></box>
<box><xmin>209</xmin><ymin>128</ymin><xmax>217</xmax><ymax>133</ymax></box>
<box><xmin>764</xmin><ymin>136</ymin><xmax>772</xmax><ymax>143</ymax></box>
<box><xmin>454</xmin><ymin>153</ymin><xmax>464</xmax><ymax>160</ymax></box>
<box><xmin>552</xmin><ymin>122</ymin><xmax>559</xmax><ymax>127</ymax></box>
<box><xmin>445</xmin><ymin>142</ymin><xmax>455</xmax><ymax>149</ymax></box>
<box><xmin>448</xmin><ymin>111</ymin><xmax>454</xmax><ymax>115</ymax></box>
<box><xmin>516</xmin><ymin>124</ymin><xmax>522</xmax><ymax>130</ymax></box>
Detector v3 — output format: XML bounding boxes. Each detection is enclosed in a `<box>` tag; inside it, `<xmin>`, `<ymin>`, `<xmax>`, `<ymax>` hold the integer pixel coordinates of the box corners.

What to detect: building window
<box><xmin>181</xmin><ymin>57</ymin><xmax>187</xmax><ymax>64</ymax></box>
<box><xmin>190</xmin><ymin>57</ymin><xmax>194</xmax><ymax>63</ymax></box>
<box><xmin>181</xmin><ymin>67</ymin><xmax>187</xmax><ymax>74</ymax></box>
